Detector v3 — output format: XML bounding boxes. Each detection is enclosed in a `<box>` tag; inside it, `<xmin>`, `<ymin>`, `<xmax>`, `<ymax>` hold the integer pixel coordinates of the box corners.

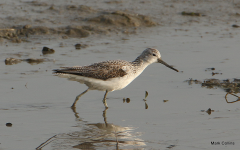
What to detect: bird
<box><xmin>53</xmin><ymin>48</ymin><xmax>178</xmax><ymax>108</ymax></box>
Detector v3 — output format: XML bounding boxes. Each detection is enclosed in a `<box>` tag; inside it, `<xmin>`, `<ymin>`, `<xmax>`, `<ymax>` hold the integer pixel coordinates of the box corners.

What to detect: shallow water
<box><xmin>1</xmin><ymin>0</ymin><xmax>240</xmax><ymax>150</ymax></box>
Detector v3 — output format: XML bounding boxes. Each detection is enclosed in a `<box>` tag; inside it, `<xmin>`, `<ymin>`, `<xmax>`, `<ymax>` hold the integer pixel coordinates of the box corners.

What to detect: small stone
<box><xmin>23</xmin><ymin>24</ymin><xmax>31</xmax><ymax>29</ymax></box>
<box><xmin>126</xmin><ymin>98</ymin><xmax>130</xmax><ymax>103</ymax></box>
<box><xmin>42</xmin><ymin>46</ymin><xmax>55</xmax><ymax>54</ymax></box>
<box><xmin>75</xmin><ymin>44</ymin><xmax>81</xmax><ymax>49</ymax></box>
<box><xmin>232</xmin><ymin>24</ymin><xmax>240</xmax><ymax>28</ymax></box>
<box><xmin>6</xmin><ymin>122</ymin><xmax>12</xmax><ymax>127</ymax></box>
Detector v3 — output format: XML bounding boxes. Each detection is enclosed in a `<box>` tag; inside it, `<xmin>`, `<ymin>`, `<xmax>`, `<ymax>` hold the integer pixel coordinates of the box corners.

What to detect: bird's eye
<box><xmin>152</xmin><ymin>54</ymin><xmax>156</xmax><ymax>56</ymax></box>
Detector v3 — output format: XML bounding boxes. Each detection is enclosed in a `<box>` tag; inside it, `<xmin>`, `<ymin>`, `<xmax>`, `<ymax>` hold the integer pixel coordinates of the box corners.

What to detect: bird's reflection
<box><xmin>36</xmin><ymin>107</ymin><xmax>145</xmax><ymax>150</ymax></box>
<box><xmin>71</xmin><ymin>107</ymin><xmax>145</xmax><ymax>149</ymax></box>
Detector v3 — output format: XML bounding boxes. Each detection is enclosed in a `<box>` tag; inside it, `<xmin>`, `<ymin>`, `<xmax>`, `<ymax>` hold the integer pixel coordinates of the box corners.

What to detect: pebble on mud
<box><xmin>166</xmin><ymin>145</ymin><xmax>176</xmax><ymax>149</ymax></box>
<box><xmin>212</xmin><ymin>72</ymin><xmax>222</xmax><ymax>76</ymax></box>
<box><xmin>232</xmin><ymin>24</ymin><xmax>240</xmax><ymax>28</ymax></box>
<box><xmin>126</xmin><ymin>98</ymin><xmax>130</xmax><ymax>103</ymax></box>
<box><xmin>123</xmin><ymin>97</ymin><xmax>131</xmax><ymax>103</ymax></box>
<box><xmin>145</xmin><ymin>91</ymin><xmax>148</xmax><ymax>99</ymax></box>
<box><xmin>42</xmin><ymin>46</ymin><xmax>55</xmax><ymax>54</ymax></box>
<box><xmin>75</xmin><ymin>44</ymin><xmax>81</xmax><ymax>49</ymax></box>
<box><xmin>75</xmin><ymin>43</ymin><xmax>89</xmax><ymax>49</ymax></box>
<box><xmin>145</xmin><ymin>102</ymin><xmax>148</xmax><ymax>109</ymax></box>
<box><xmin>181</xmin><ymin>11</ymin><xmax>202</xmax><ymax>16</ymax></box>
<box><xmin>5</xmin><ymin>57</ymin><xmax>55</xmax><ymax>65</ymax></box>
<box><xmin>6</xmin><ymin>122</ymin><xmax>12</xmax><ymax>127</ymax></box>
<box><xmin>205</xmin><ymin>67</ymin><xmax>215</xmax><ymax>71</ymax></box>
<box><xmin>206</xmin><ymin>108</ymin><xmax>214</xmax><ymax>115</ymax></box>
<box><xmin>23</xmin><ymin>24</ymin><xmax>32</xmax><ymax>29</ymax></box>
<box><xmin>23</xmin><ymin>58</ymin><xmax>54</xmax><ymax>64</ymax></box>
<box><xmin>5</xmin><ymin>57</ymin><xmax>22</xmax><ymax>65</ymax></box>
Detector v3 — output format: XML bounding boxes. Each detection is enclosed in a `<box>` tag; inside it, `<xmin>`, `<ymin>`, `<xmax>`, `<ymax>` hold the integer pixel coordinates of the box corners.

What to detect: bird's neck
<box><xmin>132</xmin><ymin>56</ymin><xmax>150</xmax><ymax>70</ymax></box>
<box><xmin>128</xmin><ymin>57</ymin><xmax>150</xmax><ymax>78</ymax></box>
<box><xmin>132</xmin><ymin>56</ymin><xmax>142</xmax><ymax>64</ymax></box>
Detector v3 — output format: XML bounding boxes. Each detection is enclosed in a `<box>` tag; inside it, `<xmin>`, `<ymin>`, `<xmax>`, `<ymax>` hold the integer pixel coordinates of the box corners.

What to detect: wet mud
<box><xmin>181</xmin><ymin>11</ymin><xmax>203</xmax><ymax>17</ymax></box>
<box><xmin>186</xmin><ymin>78</ymin><xmax>240</xmax><ymax>104</ymax></box>
<box><xmin>186</xmin><ymin>78</ymin><xmax>240</xmax><ymax>94</ymax></box>
<box><xmin>0</xmin><ymin>3</ymin><xmax>157</xmax><ymax>43</ymax></box>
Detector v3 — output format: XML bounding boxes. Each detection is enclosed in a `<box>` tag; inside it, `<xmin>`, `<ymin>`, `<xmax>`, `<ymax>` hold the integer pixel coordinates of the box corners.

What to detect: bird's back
<box><xmin>53</xmin><ymin>60</ymin><xmax>134</xmax><ymax>80</ymax></box>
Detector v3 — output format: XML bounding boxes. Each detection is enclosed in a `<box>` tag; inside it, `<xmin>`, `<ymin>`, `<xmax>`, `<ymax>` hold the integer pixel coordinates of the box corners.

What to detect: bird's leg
<box><xmin>71</xmin><ymin>88</ymin><xmax>89</xmax><ymax>108</ymax></box>
<box><xmin>102</xmin><ymin>90</ymin><xmax>109</xmax><ymax>108</ymax></box>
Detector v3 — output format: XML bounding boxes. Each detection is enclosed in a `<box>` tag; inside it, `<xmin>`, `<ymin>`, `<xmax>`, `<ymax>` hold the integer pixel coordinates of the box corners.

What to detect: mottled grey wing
<box><xmin>53</xmin><ymin>61</ymin><xmax>128</xmax><ymax>80</ymax></box>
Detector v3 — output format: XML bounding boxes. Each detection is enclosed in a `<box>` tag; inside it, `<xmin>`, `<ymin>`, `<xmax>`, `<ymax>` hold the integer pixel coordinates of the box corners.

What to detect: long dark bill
<box><xmin>158</xmin><ymin>59</ymin><xmax>179</xmax><ymax>72</ymax></box>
